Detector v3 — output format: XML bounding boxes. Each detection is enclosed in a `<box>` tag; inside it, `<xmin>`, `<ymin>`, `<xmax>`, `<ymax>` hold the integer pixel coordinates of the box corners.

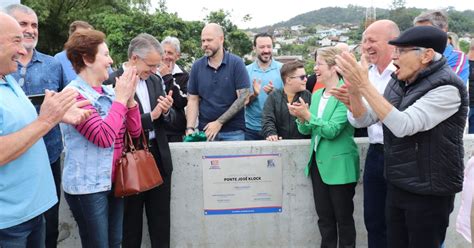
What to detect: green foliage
<box><xmin>204</xmin><ymin>9</ymin><xmax>252</xmax><ymax>57</ymax></box>
<box><xmin>447</xmin><ymin>10</ymin><xmax>474</xmax><ymax>34</ymax></box>
<box><xmin>204</xmin><ymin>9</ymin><xmax>237</xmax><ymax>34</ymax></box>
<box><xmin>304</xmin><ymin>59</ymin><xmax>315</xmax><ymax>75</ymax></box>
<box><xmin>17</xmin><ymin>1</ymin><xmax>474</xmax><ymax>69</ymax></box>
<box><xmin>251</xmin><ymin>6</ymin><xmax>390</xmax><ymax>32</ymax></box>
<box><xmin>19</xmin><ymin>0</ymin><xmax>252</xmax><ymax>67</ymax></box>
<box><xmin>250</xmin><ymin>5</ymin><xmax>474</xmax><ymax>39</ymax></box>
<box><xmin>459</xmin><ymin>40</ymin><xmax>470</xmax><ymax>54</ymax></box>
<box><xmin>279</xmin><ymin>44</ymin><xmax>306</xmax><ymax>56</ymax></box>
<box><xmin>382</xmin><ymin>7</ymin><xmax>421</xmax><ymax>31</ymax></box>
<box><xmin>226</xmin><ymin>31</ymin><xmax>252</xmax><ymax>58</ymax></box>
<box><xmin>390</xmin><ymin>0</ymin><xmax>406</xmax><ymax>10</ymax></box>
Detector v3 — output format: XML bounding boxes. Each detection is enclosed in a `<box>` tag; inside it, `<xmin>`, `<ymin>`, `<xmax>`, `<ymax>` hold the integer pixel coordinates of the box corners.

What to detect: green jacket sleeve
<box><xmin>297</xmin><ymin>101</ymin><xmax>348</xmax><ymax>140</ymax></box>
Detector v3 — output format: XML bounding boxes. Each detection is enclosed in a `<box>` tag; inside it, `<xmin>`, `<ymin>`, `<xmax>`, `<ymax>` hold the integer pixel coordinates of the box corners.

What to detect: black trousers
<box><xmin>310</xmin><ymin>157</ymin><xmax>356</xmax><ymax>248</ymax></box>
<box><xmin>122</xmin><ymin>143</ymin><xmax>171</xmax><ymax>248</ymax></box>
<box><xmin>166</xmin><ymin>134</ymin><xmax>183</xmax><ymax>143</ymax></box>
<box><xmin>45</xmin><ymin>159</ymin><xmax>61</xmax><ymax>248</ymax></box>
<box><xmin>386</xmin><ymin>183</ymin><xmax>454</xmax><ymax>248</ymax></box>
<box><xmin>363</xmin><ymin>144</ymin><xmax>387</xmax><ymax>248</ymax></box>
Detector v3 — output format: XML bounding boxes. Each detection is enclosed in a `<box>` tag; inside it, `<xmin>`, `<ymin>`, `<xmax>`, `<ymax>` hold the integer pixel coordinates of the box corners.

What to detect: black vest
<box><xmin>383</xmin><ymin>57</ymin><xmax>468</xmax><ymax>195</ymax></box>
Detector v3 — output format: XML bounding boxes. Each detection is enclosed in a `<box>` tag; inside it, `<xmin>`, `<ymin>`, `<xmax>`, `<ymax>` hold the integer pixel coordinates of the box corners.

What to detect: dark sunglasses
<box><xmin>289</xmin><ymin>75</ymin><xmax>307</xmax><ymax>80</ymax></box>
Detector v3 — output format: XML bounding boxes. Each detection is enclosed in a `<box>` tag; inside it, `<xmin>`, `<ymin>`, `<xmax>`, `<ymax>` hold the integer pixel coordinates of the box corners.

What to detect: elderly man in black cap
<box><xmin>334</xmin><ymin>25</ymin><xmax>468</xmax><ymax>247</ymax></box>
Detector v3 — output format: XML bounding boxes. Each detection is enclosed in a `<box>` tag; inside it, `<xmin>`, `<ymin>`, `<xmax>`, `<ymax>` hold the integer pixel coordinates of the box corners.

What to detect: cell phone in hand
<box><xmin>28</xmin><ymin>93</ymin><xmax>45</xmax><ymax>105</ymax></box>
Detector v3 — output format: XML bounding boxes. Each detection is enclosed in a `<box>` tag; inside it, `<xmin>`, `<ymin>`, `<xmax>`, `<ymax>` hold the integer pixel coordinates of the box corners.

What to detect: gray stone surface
<box><xmin>57</xmin><ymin>136</ymin><xmax>474</xmax><ymax>247</ymax></box>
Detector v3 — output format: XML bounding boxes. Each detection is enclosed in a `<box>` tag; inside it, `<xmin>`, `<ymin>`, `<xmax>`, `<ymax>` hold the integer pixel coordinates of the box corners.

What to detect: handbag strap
<box><xmin>126</xmin><ymin>131</ymin><xmax>136</xmax><ymax>152</ymax></box>
<box><xmin>124</xmin><ymin>129</ymin><xmax>150</xmax><ymax>152</ymax></box>
<box><xmin>140</xmin><ymin>129</ymin><xmax>150</xmax><ymax>151</ymax></box>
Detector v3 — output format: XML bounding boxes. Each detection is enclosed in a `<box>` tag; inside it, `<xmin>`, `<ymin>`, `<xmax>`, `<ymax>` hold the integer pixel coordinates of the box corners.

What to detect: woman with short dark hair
<box><xmin>61</xmin><ymin>29</ymin><xmax>142</xmax><ymax>247</ymax></box>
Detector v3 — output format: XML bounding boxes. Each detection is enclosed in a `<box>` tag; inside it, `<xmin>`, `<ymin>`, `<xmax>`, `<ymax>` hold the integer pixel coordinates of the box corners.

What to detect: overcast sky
<box><xmin>161</xmin><ymin>0</ymin><xmax>472</xmax><ymax>29</ymax></box>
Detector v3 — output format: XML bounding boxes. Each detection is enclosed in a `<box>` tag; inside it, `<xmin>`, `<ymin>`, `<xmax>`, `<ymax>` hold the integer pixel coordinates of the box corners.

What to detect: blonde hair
<box><xmin>447</xmin><ymin>32</ymin><xmax>460</xmax><ymax>50</ymax></box>
<box><xmin>316</xmin><ymin>47</ymin><xmax>342</xmax><ymax>67</ymax></box>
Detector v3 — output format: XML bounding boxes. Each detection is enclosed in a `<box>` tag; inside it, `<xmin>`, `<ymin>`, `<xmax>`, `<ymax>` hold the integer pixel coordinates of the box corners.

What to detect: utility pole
<box><xmin>365</xmin><ymin>5</ymin><xmax>376</xmax><ymax>29</ymax></box>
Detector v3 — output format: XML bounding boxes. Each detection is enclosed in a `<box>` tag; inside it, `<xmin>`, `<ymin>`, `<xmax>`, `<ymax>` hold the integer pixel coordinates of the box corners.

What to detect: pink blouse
<box><xmin>75</xmin><ymin>87</ymin><xmax>142</xmax><ymax>181</ymax></box>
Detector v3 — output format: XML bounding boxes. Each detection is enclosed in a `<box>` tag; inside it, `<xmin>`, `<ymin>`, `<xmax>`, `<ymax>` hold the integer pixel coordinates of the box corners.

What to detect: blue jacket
<box><xmin>61</xmin><ymin>77</ymin><xmax>115</xmax><ymax>194</ymax></box>
<box><xmin>444</xmin><ymin>44</ymin><xmax>469</xmax><ymax>84</ymax></box>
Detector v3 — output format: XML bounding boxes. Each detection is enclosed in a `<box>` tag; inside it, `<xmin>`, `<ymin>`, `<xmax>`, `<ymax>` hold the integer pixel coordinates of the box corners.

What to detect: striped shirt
<box><xmin>75</xmin><ymin>87</ymin><xmax>141</xmax><ymax>180</ymax></box>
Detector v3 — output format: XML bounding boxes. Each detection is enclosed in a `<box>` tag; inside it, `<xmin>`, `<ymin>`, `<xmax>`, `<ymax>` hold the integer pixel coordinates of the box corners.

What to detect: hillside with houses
<box><xmin>244</xmin><ymin>5</ymin><xmax>474</xmax><ymax>71</ymax></box>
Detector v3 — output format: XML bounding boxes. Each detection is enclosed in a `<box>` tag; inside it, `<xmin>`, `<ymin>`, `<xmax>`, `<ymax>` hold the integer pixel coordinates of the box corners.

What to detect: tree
<box><xmin>91</xmin><ymin>8</ymin><xmax>203</xmax><ymax>66</ymax></box>
<box><xmin>22</xmin><ymin>0</ymin><xmax>150</xmax><ymax>55</ymax></box>
<box><xmin>390</xmin><ymin>0</ymin><xmax>406</xmax><ymax>10</ymax></box>
<box><xmin>459</xmin><ymin>40</ymin><xmax>470</xmax><ymax>54</ymax></box>
<box><xmin>204</xmin><ymin>9</ymin><xmax>252</xmax><ymax>57</ymax></box>
<box><xmin>448</xmin><ymin>10</ymin><xmax>474</xmax><ymax>34</ymax></box>
<box><xmin>22</xmin><ymin>0</ymin><xmax>204</xmax><ymax>67</ymax></box>
<box><xmin>204</xmin><ymin>9</ymin><xmax>237</xmax><ymax>34</ymax></box>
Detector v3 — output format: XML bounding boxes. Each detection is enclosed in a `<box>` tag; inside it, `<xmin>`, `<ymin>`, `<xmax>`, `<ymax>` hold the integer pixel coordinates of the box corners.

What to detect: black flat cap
<box><xmin>388</xmin><ymin>26</ymin><xmax>447</xmax><ymax>54</ymax></box>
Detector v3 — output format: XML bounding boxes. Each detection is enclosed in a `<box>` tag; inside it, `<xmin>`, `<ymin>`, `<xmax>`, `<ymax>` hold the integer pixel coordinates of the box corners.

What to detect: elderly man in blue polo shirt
<box><xmin>0</xmin><ymin>12</ymin><xmax>90</xmax><ymax>247</ymax></box>
<box><xmin>5</xmin><ymin>4</ymin><xmax>65</xmax><ymax>248</ymax></box>
<box><xmin>186</xmin><ymin>23</ymin><xmax>250</xmax><ymax>141</ymax></box>
<box><xmin>245</xmin><ymin>33</ymin><xmax>284</xmax><ymax>140</ymax></box>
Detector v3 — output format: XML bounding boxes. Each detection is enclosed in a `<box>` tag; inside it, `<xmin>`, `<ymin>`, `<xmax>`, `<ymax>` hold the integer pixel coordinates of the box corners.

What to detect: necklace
<box><xmin>321</xmin><ymin>91</ymin><xmax>331</xmax><ymax>99</ymax></box>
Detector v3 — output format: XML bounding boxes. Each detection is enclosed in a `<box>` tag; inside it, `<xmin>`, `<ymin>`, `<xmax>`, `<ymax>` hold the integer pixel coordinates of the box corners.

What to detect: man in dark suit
<box><xmin>104</xmin><ymin>33</ymin><xmax>175</xmax><ymax>248</ymax></box>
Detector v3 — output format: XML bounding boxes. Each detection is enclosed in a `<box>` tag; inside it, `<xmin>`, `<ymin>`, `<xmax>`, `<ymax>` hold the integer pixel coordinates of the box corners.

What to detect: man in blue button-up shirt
<box><xmin>54</xmin><ymin>20</ymin><xmax>93</xmax><ymax>85</ymax></box>
<box><xmin>6</xmin><ymin>4</ymin><xmax>64</xmax><ymax>248</ymax></box>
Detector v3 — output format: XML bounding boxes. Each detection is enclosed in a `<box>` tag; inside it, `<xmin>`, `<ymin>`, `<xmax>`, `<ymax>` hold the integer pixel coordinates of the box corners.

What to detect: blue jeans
<box><xmin>214</xmin><ymin>130</ymin><xmax>245</xmax><ymax>141</ymax></box>
<box><xmin>0</xmin><ymin>215</ymin><xmax>45</xmax><ymax>248</ymax></box>
<box><xmin>244</xmin><ymin>128</ymin><xmax>264</xmax><ymax>140</ymax></box>
<box><xmin>65</xmin><ymin>190</ymin><xmax>123</xmax><ymax>248</ymax></box>
<box><xmin>364</xmin><ymin>144</ymin><xmax>387</xmax><ymax>248</ymax></box>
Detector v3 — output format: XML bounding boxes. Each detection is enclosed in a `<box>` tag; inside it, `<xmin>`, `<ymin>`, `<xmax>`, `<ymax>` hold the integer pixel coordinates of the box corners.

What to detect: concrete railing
<box><xmin>58</xmin><ymin>136</ymin><xmax>474</xmax><ymax>247</ymax></box>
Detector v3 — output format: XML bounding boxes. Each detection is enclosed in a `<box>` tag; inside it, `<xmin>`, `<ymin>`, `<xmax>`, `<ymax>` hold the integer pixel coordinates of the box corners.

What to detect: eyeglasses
<box><xmin>289</xmin><ymin>75</ymin><xmax>307</xmax><ymax>80</ymax></box>
<box><xmin>17</xmin><ymin>66</ymin><xmax>27</xmax><ymax>87</ymax></box>
<box><xmin>393</xmin><ymin>47</ymin><xmax>421</xmax><ymax>56</ymax></box>
<box><xmin>138</xmin><ymin>57</ymin><xmax>160</xmax><ymax>69</ymax></box>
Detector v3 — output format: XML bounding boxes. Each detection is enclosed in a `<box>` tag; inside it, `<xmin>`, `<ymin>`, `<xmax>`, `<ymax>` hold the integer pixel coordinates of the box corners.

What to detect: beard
<box><xmin>204</xmin><ymin>46</ymin><xmax>219</xmax><ymax>58</ymax></box>
<box><xmin>23</xmin><ymin>33</ymin><xmax>38</xmax><ymax>51</ymax></box>
<box><xmin>23</xmin><ymin>40</ymin><xmax>37</xmax><ymax>51</ymax></box>
<box><xmin>257</xmin><ymin>53</ymin><xmax>272</xmax><ymax>64</ymax></box>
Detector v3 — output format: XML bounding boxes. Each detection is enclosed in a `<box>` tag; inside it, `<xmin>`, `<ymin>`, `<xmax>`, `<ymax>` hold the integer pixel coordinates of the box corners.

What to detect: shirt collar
<box><xmin>172</xmin><ymin>64</ymin><xmax>183</xmax><ymax>74</ymax></box>
<box><xmin>207</xmin><ymin>50</ymin><xmax>229</xmax><ymax>68</ymax></box>
<box><xmin>251</xmin><ymin>59</ymin><xmax>279</xmax><ymax>72</ymax></box>
<box><xmin>368</xmin><ymin>61</ymin><xmax>396</xmax><ymax>76</ymax></box>
<box><xmin>0</xmin><ymin>75</ymin><xmax>7</xmax><ymax>85</ymax></box>
<box><xmin>443</xmin><ymin>43</ymin><xmax>453</xmax><ymax>56</ymax></box>
<box><xmin>73</xmin><ymin>76</ymin><xmax>115</xmax><ymax>99</ymax></box>
<box><xmin>17</xmin><ymin>49</ymin><xmax>43</xmax><ymax>68</ymax></box>
<box><xmin>0</xmin><ymin>75</ymin><xmax>22</xmax><ymax>96</ymax></box>
<box><xmin>30</xmin><ymin>49</ymin><xmax>43</xmax><ymax>63</ymax></box>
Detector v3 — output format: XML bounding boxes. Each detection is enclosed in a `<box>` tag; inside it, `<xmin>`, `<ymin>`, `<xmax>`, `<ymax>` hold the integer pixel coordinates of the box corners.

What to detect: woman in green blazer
<box><xmin>289</xmin><ymin>47</ymin><xmax>359</xmax><ymax>248</ymax></box>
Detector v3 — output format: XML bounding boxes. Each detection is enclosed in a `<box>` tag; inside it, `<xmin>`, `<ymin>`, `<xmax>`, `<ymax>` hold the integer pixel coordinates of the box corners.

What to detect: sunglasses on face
<box><xmin>289</xmin><ymin>75</ymin><xmax>307</xmax><ymax>80</ymax></box>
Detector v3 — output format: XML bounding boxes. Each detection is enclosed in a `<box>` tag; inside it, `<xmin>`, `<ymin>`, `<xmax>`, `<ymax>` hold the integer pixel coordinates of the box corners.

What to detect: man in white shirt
<box><xmin>104</xmin><ymin>33</ymin><xmax>175</xmax><ymax>247</ymax></box>
<box><xmin>332</xmin><ymin>20</ymin><xmax>399</xmax><ymax>248</ymax></box>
